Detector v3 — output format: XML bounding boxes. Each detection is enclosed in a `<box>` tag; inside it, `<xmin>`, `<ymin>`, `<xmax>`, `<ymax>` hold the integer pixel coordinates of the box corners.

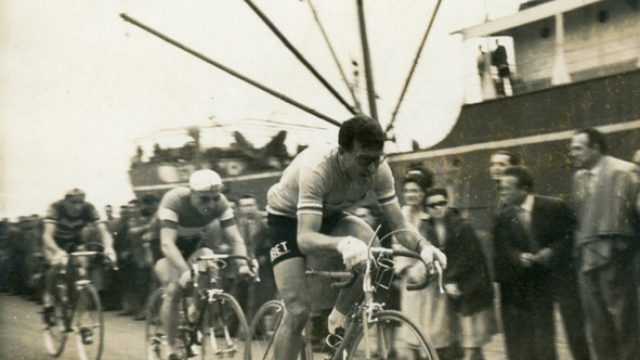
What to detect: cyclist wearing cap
<box><xmin>42</xmin><ymin>189</ymin><xmax>117</xmax><ymax>342</ymax></box>
<box><xmin>266</xmin><ymin>115</ymin><xmax>447</xmax><ymax>360</ymax></box>
<box><xmin>154</xmin><ymin>169</ymin><xmax>252</xmax><ymax>360</ymax></box>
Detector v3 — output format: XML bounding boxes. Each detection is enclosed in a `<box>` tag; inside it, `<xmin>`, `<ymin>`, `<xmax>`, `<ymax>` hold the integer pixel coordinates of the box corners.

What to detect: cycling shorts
<box><xmin>267</xmin><ymin>212</ymin><xmax>348</xmax><ymax>266</ymax></box>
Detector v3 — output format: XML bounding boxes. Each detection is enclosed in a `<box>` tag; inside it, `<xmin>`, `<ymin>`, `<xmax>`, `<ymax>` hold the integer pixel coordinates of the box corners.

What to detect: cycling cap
<box><xmin>189</xmin><ymin>169</ymin><xmax>223</xmax><ymax>192</ymax></box>
<box><xmin>64</xmin><ymin>188</ymin><xmax>86</xmax><ymax>200</ymax></box>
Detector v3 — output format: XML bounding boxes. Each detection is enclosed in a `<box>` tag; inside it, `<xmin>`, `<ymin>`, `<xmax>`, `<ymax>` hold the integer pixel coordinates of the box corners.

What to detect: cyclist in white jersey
<box><xmin>266</xmin><ymin>115</ymin><xmax>447</xmax><ymax>360</ymax></box>
<box><xmin>154</xmin><ymin>169</ymin><xmax>252</xmax><ymax>360</ymax></box>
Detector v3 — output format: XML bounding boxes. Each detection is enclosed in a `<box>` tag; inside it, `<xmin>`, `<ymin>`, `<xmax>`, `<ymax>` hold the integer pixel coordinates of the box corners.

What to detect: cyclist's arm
<box><xmin>381</xmin><ymin>200</ymin><xmax>431</xmax><ymax>253</ymax></box>
<box><xmin>96</xmin><ymin>222</ymin><xmax>114</xmax><ymax>249</ymax></box>
<box><xmin>160</xmin><ymin>225</ymin><xmax>189</xmax><ymax>274</ymax></box>
<box><xmin>42</xmin><ymin>222</ymin><xmax>62</xmax><ymax>257</ymax></box>
<box><xmin>297</xmin><ymin>213</ymin><xmax>343</xmax><ymax>255</ymax></box>
<box><xmin>221</xmin><ymin>223</ymin><xmax>249</xmax><ymax>258</ymax></box>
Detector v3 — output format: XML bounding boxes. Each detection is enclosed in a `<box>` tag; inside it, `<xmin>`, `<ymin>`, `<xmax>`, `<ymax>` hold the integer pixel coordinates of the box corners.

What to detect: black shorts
<box><xmin>176</xmin><ymin>236</ymin><xmax>207</xmax><ymax>259</ymax></box>
<box><xmin>267</xmin><ymin>212</ymin><xmax>347</xmax><ymax>266</ymax></box>
<box><xmin>55</xmin><ymin>237</ymin><xmax>83</xmax><ymax>252</ymax></box>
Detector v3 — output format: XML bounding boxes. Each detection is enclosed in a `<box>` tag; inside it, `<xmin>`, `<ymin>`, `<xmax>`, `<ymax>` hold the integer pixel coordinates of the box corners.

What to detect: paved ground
<box><xmin>0</xmin><ymin>293</ymin><xmax>576</xmax><ymax>360</ymax></box>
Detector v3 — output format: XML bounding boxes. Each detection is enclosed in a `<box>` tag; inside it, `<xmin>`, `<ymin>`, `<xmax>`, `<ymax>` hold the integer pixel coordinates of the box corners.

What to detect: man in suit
<box><xmin>494</xmin><ymin>166</ymin><xmax>589</xmax><ymax>360</ymax></box>
<box><xmin>570</xmin><ymin>128</ymin><xmax>640</xmax><ymax>360</ymax></box>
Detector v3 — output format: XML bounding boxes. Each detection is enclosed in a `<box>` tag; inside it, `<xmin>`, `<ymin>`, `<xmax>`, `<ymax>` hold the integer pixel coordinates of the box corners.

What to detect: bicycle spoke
<box><xmin>346</xmin><ymin>310</ymin><xmax>438</xmax><ymax>360</ymax></box>
<box><xmin>201</xmin><ymin>293</ymin><xmax>250</xmax><ymax>360</ymax></box>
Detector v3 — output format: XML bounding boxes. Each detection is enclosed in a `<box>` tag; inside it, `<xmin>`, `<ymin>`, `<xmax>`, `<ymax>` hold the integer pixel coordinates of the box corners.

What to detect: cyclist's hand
<box><xmin>178</xmin><ymin>270</ymin><xmax>192</xmax><ymax>288</ymax></box>
<box><xmin>337</xmin><ymin>236</ymin><xmax>368</xmax><ymax>269</ymax></box>
<box><xmin>142</xmin><ymin>232</ymin><xmax>153</xmax><ymax>242</ymax></box>
<box><xmin>52</xmin><ymin>250</ymin><xmax>68</xmax><ymax>267</ymax></box>
<box><xmin>419</xmin><ymin>244</ymin><xmax>447</xmax><ymax>269</ymax></box>
<box><xmin>237</xmin><ymin>263</ymin><xmax>254</xmax><ymax>280</ymax></box>
<box><xmin>104</xmin><ymin>246</ymin><xmax>117</xmax><ymax>264</ymax></box>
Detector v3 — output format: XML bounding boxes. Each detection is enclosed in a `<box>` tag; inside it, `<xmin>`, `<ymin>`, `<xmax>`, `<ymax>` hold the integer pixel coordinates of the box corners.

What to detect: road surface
<box><xmin>0</xmin><ymin>293</ymin><xmax>574</xmax><ymax>360</ymax></box>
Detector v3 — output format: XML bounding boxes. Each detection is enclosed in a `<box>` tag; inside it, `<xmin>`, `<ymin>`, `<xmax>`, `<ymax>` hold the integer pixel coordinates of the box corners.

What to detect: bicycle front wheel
<box><xmin>200</xmin><ymin>292</ymin><xmax>250</xmax><ymax>360</ymax></box>
<box><xmin>246</xmin><ymin>299</ymin><xmax>284</xmax><ymax>360</ymax></box>
<box><xmin>345</xmin><ymin>310</ymin><xmax>439</xmax><ymax>360</ymax></box>
<box><xmin>74</xmin><ymin>282</ymin><xmax>104</xmax><ymax>360</ymax></box>
<box><xmin>43</xmin><ymin>283</ymin><xmax>70</xmax><ymax>357</ymax></box>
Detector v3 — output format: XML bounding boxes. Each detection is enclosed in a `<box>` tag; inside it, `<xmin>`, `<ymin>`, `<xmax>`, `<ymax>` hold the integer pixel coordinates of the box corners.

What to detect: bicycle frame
<box><xmin>178</xmin><ymin>254</ymin><xmax>256</xmax><ymax>358</ymax></box>
<box><xmin>323</xmin><ymin>246</ymin><xmax>442</xmax><ymax>360</ymax></box>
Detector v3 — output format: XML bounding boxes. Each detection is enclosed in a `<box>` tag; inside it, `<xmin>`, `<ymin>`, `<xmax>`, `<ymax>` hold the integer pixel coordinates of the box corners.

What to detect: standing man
<box><xmin>266</xmin><ymin>115</ymin><xmax>446</xmax><ymax>360</ymax></box>
<box><xmin>237</xmin><ymin>194</ymin><xmax>275</xmax><ymax>319</ymax></box>
<box><xmin>494</xmin><ymin>166</ymin><xmax>559</xmax><ymax>360</ymax></box>
<box><xmin>570</xmin><ymin>128</ymin><xmax>640</xmax><ymax>360</ymax></box>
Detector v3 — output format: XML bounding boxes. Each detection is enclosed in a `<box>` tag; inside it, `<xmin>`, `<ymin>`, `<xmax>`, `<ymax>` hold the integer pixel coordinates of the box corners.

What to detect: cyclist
<box><xmin>42</xmin><ymin>188</ymin><xmax>117</xmax><ymax>343</ymax></box>
<box><xmin>266</xmin><ymin>114</ymin><xmax>447</xmax><ymax>359</ymax></box>
<box><xmin>154</xmin><ymin>169</ymin><xmax>253</xmax><ymax>360</ymax></box>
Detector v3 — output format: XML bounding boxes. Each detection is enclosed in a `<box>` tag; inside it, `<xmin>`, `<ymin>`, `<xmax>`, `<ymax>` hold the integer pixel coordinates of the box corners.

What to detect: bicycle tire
<box><xmin>246</xmin><ymin>299</ymin><xmax>284</xmax><ymax>360</ymax></box>
<box><xmin>344</xmin><ymin>310</ymin><xmax>439</xmax><ymax>360</ymax></box>
<box><xmin>74</xmin><ymin>283</ymin><xmax>104</xmax><ymax>360</ymax></box>
<box><xmin>200</xmin><ymin>292</ymin><xmax>251</xmax><ymax>360</ymax></box>
<box><xmin>42</xmin><ymin>281</ymin><xmax>69</xmax><ymax>357</ymax></box>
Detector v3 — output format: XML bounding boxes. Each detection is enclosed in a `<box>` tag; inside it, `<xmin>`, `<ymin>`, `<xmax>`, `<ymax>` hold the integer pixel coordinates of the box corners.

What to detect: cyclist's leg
<box><xmin>272</xmin><ymin>257</ymin><xmax>310</xmax><ymax>360</ymax></box>
<box><xmin>328</xmin><ymin>215</ymin><xmax>374</xmax><ymax>327</ymax></box>
<box><xmin>154</xmin><ymin>258</ymin><xmax>183</xmax><ymax>355</ymax></box>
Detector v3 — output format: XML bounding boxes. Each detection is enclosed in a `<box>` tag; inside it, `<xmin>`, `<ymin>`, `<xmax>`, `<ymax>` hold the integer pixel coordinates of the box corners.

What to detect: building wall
<box><xmin>510</xmin><ymin>1</ymin><xmax>640</xmax><ymax>91</ymax></box>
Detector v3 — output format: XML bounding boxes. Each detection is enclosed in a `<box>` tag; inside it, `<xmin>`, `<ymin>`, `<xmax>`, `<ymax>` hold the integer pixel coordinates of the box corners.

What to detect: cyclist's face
<box><xmin>190</xmin><ymin>186</ymin><xmax>222</xmax><ymax>215</ymax></box>
<box><xmin>64</xmin><ymin>197</ymin><xmax>84</xmax><ymax>216</ymax></box>
<box><xmin>342</xmin><ymin>141</ymin><xmax>385</xmax><ymax>183</ymax></box>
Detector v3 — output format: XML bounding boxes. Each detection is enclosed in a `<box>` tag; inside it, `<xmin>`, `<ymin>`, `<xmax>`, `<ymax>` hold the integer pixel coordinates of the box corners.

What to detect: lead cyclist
<box><xmin>265</xmin><ymin>115</ymin><xmax>447</xmax><ymax>360</ymax></box>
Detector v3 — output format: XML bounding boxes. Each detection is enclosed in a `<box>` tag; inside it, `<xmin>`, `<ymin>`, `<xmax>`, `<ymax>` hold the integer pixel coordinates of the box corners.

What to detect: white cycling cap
<box><xmin>189</xmin><ymin>169</ymin><xmax>223</xmax><ymax>192</ymax></box>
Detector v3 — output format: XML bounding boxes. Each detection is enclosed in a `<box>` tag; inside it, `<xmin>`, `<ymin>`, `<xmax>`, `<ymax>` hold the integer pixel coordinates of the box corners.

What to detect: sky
<box><xmin>0</xmin><ymin>0</ymin><xmax>517</xmax><ymax>218</ymax></box>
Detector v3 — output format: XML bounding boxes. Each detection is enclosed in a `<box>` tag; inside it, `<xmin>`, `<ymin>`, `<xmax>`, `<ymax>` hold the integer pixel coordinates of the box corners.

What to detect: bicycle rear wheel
<box><xmin>345</xmin><ymin>310</ymin><xmax>439</xmax><ymax>360</ymax></box>
<box><xmin>200</xmin><ymin>292</ymin><xmax>250</xmax><ymax>360</ymax></box>
<box><xmin>43</xmin><ymin>283</ymin><xmax>70</xmax><ymax>357</ymax></box>
<box><xmin>246</xmin><ymin>299</ymin><xmax>284</xmax><ymax>360</ymax></box>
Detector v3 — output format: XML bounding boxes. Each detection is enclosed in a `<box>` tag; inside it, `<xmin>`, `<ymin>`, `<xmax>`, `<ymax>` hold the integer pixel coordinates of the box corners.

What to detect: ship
<box><xmin>128</xmin><ymin>121</ymin><xmax>315</xmax><ymax>200</ymax></box>
<box><xmin>387</xmin><ymin>0</ymin><xmax>640</xmax><ymax>235</ymax></box>
<box><xmin>127</xmin><ymin>0</ymin><xmax>640</xmax><ymax>228</ymax></box>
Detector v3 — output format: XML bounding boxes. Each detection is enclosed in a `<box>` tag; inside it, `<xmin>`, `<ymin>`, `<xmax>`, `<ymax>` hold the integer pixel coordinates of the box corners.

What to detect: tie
<box><xmin>518</xmin><ymin>207</ymin><xmax>538</xmax><ymax>252</ymax></box>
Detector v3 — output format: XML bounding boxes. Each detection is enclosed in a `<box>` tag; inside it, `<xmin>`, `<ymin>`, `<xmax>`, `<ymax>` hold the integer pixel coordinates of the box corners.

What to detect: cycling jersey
<box><xmin>157</xmin><ymin>187</ymin><xmax>234</xmax><ymax>257</ymax></box>
<box><xmin>44</xmin><ymin>200</ymin><xmax>100</xmax><ymax>247</ymax></box>
<box><xmin>267</xmin><ymin>145</ymin><xmax>398</xmax><ymax>218</ymax></box>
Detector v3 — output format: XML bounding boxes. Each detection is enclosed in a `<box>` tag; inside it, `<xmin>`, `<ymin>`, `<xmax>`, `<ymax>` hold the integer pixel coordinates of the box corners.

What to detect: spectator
<box><xmin>237</xmin><ymin>194</ymin><xmax>275</xmax><ymax>320</ymax></box>
<box><xmin>495</xmin><ymin>166</ymin><xmax>589</xmax><ymax>360</ymax></box>
<box><xmin>491</xmin><ymin>39</ymin><xmax>512</xmax><ymax>96</ymax></box>
<box><xmin>105</xmin><ymin>205</ymin><xmax>114</xmax><ymax>221</ymax></box>
<box><xmin>127</xmin><ymin>194</ymin><xmax>160</xmax><ymax>320</ymax></box>
<box><xmin>569</xmin><ymin>128</ymin><xmax>640</xmax><ymax>360</ymax></box>
<box><xmin>422</xmin><ymin>188</ymin><xmax>495</xmax><ymax>360</ymax></box>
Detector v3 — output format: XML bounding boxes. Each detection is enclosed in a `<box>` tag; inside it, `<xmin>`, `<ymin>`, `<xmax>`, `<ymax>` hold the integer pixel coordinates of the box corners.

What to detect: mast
<box><xmin>356</xmin><ymin>0</ymin><xmax>378</xmax><ymax>121</ymax></box>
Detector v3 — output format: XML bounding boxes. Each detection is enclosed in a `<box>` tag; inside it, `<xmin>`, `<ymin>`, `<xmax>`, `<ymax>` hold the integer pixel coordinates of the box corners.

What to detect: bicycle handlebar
<box><xmin>304</xmin><ymin>247</ymin><xmax>444</xmax><ymax>292</ymax></box>
<box><xmin>62</xmin><ymin>242</ymin><xmax>119</xmax><ymax>270</ymax></box>
<box><xmin>195</xmin><ymin>254</ymin><xmax>259</xmax><ymax>281</ymax></box>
